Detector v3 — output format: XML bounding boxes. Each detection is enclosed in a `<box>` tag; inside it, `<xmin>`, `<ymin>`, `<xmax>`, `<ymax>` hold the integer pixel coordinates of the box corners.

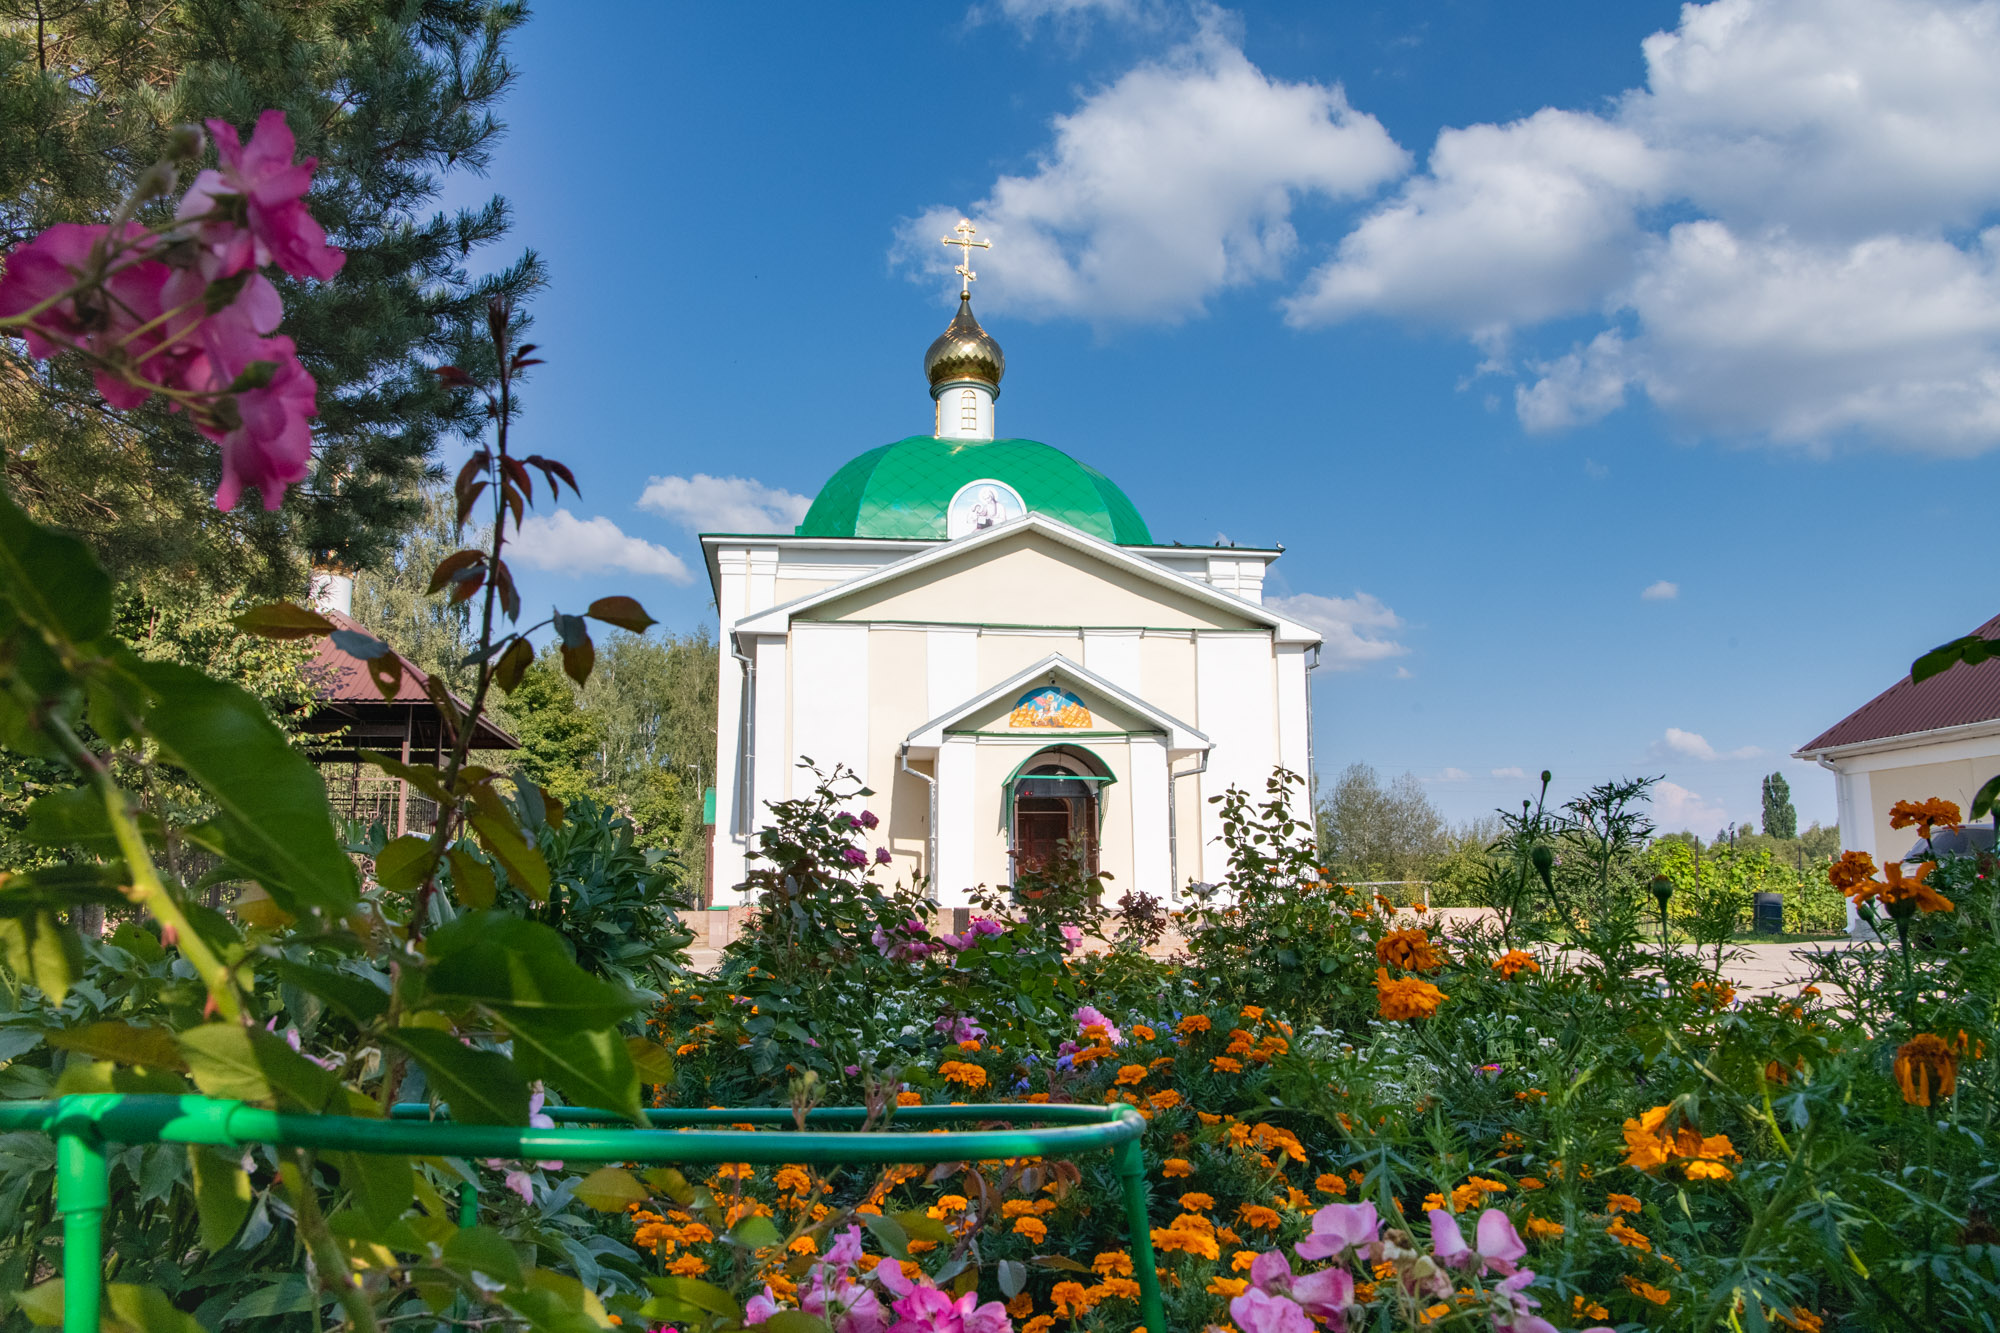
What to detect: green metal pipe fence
<box><xmin>0</xmin><ymin>1096</ymin><xmax>1164</xmax><ymax>1333</ymax></box>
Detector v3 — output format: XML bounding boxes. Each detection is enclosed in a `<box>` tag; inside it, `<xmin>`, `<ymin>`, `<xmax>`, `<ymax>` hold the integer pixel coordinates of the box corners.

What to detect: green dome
<box><xmin>795</xmin><ymin>436</ymin><xmax>1153</xmax><ymax>545</ymax></box>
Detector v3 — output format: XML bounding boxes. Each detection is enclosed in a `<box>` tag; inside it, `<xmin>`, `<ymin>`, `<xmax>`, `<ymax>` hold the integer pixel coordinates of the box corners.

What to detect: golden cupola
<box><xmin>924</xmin><ymin>295</ymin><xmax>1005</xmax><ymax>394</ymax></box>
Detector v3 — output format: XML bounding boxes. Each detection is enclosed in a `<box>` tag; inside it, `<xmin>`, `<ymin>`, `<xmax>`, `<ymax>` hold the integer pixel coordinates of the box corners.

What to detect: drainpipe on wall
<box><xmin>899</xmin><ymin>742</ymin><xmax>939</xmax><ymax>902</ymax></box>
<box><xmin>1167</xmin><ymin>748</ymin><xmax>1209</xmax><ymax>901</ymax></box>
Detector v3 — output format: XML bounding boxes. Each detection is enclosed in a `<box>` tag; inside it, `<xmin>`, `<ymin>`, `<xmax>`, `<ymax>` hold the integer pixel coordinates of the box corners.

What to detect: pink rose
<box><xmin>1295</xmin><ymin>1201</ymin><xmax>1380</xmax><ymax>1260</ymax></box>
<box><xmin>179</xmin><ymin>110</ymin><xmax>345</xmax><ymax>281</ymax></box>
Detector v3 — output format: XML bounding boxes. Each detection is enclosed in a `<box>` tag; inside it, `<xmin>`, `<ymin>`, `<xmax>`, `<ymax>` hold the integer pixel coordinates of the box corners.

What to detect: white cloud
<box><xmin>1654</xmin><ymin>727</ymin><xmax>1762</xmax><ymax>761</ymax></box>
<box><xmin>1651</xmin><ymin>779</ymin><xmax>1730</xmax><ymax>833</ymax></box>
<box><xmin>1266</xmin><ymin>590</ymin><xmax>1408</xmax><ymax>668</ymax></box>
<box><xmin>979</xmin><ymin>0</ymin><xmax>1154</xmax><ymax>28</ymax></box>
<box><xmin>1291</xmin><ymin>0</ymin><xmax>2000</xmax><ymax>453</ymax></box>
<box><xmin>894</xmin><ymin>17</ymin><xmax>1407</xmax><ymax>322</ymax></box>
<box><xmin>638</xmin><ymin>474</ymin><xmax>812</xmax><ymax>535</ymax></box>
<box><xmin>1491</xmin><ymin>766</ymin><xmax>1528</xmax><ymax>780</ymax></box>
<box><xmin>1426</xmin><ymin>767</ymin><xmax>1471</xmax><ymax>783</ymax></box>
<box><xmin>509</xmin><ymin>510</ymin><xmax>693</xmax><ymax>584</ymax></box>
<box><xmin>1641</xmin><ymin>579</ymin><xmax>1680</xmax><ymax>601</ymax></box>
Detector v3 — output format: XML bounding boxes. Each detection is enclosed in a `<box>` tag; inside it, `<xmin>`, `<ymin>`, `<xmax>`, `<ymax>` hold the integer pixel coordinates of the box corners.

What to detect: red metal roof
<box><xmin>1797</xmin><ymin>611</ymin><xmax>2000</xmax><ymax>753</ymax></box>
<box><xmin>302</xmin><ymin>609</ymin><xmax>517</xmax><ymax>750</ymax></box>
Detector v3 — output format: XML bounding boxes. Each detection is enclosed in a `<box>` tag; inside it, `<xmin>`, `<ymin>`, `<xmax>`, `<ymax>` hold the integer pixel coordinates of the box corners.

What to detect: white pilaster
<box><xmin>1083</xmin><ymin>629</ymin><xmax>1142</xmax><ymax>695</ymax></box>
<box><xmin>1195</xmin><ymin>632</ymin><xmax>1277</xmax><ymax>887</ymax></box>
<box><xmin>935</xmin><ymin>739</ymin><xmax>978</xmax><ymax>907</ymax></box>
<box><xmin>1128</xmin><ymin>735</ymin><xmax>1171</xmax><ymax>899</ymax></box>
<box><xmin>926</xmin><ymin>626</ymin><xmax>979</xmax><ymax>721</ymax></box>
<box><xmin>1276</xmin><ymin>643</ymin><xmax>1310</xmax><ymax>780</ymax></box>
<box><xmin>752</xmin><ymin>633</ymin><xmax>788</xmax><ymax>828</ymax></box>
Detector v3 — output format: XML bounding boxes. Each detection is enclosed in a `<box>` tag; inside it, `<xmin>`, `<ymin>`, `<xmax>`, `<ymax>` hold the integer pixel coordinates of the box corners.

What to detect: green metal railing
<box><xmin>0</xmin><ymin>1096</ymin><xmax>1164</xmax><ymax>1333</ymax></box>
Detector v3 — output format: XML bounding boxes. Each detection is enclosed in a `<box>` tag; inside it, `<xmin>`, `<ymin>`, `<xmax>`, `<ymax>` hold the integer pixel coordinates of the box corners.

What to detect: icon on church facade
<box><xmin>946</xmin><ymin>478</ymin><xmax>1025</xmax><ymax>539</ymax></box>
<box><xmin>1008</xmin><ymin>686</ymin><xmax>1092</xmax><ymax>729</ymax></box>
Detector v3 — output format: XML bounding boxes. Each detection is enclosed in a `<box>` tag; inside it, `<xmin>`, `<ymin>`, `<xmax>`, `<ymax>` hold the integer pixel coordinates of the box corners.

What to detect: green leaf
<box><xmin>1913</xmin><ymin>635</ymin><xmax>2000</xmax><ymax>683</ymax></box>
<box><xmin>469</xmin><ymin>812</ymin><xmax>549</xmax><ymax>900</ymax></box>
<box><xmin>726</xmin><ymin>1213</ymin><xmax>782</xmax><ymax>1248</ymax></box>
<box><xmin>45</xmin><ymin>1021</ymin><xmax>181</xmax><ymax>1069</ymax></box>
<box><xmin>178</xmin><ymin>1024</ymin><xmax>337</xmax><ymax>1110</ymax></box>
<box><xmin>188</xmin><ymin>1145</ymin><xmax>252</xmax><ymax>1251</ymax></box>
<box><xmin>230</xmin><ymin>603</ymin><xmax>333</xmax><ymax>640</ymax></box>
<box><xmin>382</xmin><ymin>1028</ymin><xmax>528</xmax><ymax>1125</ymax></box>
<box><xmin>573</xmin><ymin>1166</ymin><xmax>649</xmax><ymax>1212</ymax></box>
<box><xmin>0</xmin><ymin>487</ymin><xmax>111</xmax><ymax>645</ymax></box>
<box><xmin>14</xmin><ymin>1278</ymin><xmax>61</xmax><ymax>1326</ymax></box>
<box><xmin>643</xmin><ymin>1276</ymin><xmax>740</xmax><ymax>1324</ymax></box>
<box><xmin>997</xmin><ymin>1259</ymin><xmax>1026</xmax><ymax>1299</ymax></box>
<box><xmin>425</xmin><ymin>913</ymin><xmax>643</xmax><ymax>1029</ymax></box>
<box><xmin>443</xmin><ymin>1224</ymin><xmax>524</xmax><ymax>1287</ymax></box>
<box><xmin>625</xmin><ymin>1036</ymin><xmax>677</xmax><ymax>1084</ymax></box>
<box><xmin>1973</xmin><ymin>773</ymin><xmax>2000</xmax><ymax>822</ymax></box>
<box><xmin>373</xmin><ymin>834</ymin><xmax>438</xmax><ymax>893</ymax></box>
<box><xmin>103</xmin><ymin>1282</ymin><xmax>203</xmax><ymax>1333</ymax></box>
<box><xmin>265</xmin><ymin>960</ymin><xmax>389</xmax><ymax>1025</ymax></box>
<box><xmin>857</xmin><ymin>1211</ymin><xmax>909</xmax><ymax>1259</ymax></box>
<box><xmin>762</xmin><ymin>1313</ymin><xmax>832</xmax><ymax>1333</ymax></box>
<box><xmin>893</xmin><ymin>1209</ymin><xmax>954</xmax><ymax>1245</ymax></box>
<box><xmin>220</xmin><ymin>1275</ymin><xmax>314</xmax><ymax>1324</ymax></box>
<box><xmin>131</xmin><ymin>661</ymin><xmax>358</xmax><ymax>914</ymax></box>
<box><xmin>447</xmin><ymin>843</ymin><xmax>497</xmax><ymax>908</ymax></box>
<box><xmin>331</xmin><ymin>1150</ymin><xmax>413</xmax><ymax>1230</ymax></box>
<box><xmin>642</xmin><ymin>1168</ymin><xmax>696</xmax><ymax>1205</ymax></box>
<box><xmin>509</xmin><ymin>1019</ymin><xmax>642</xmax><ymax>1122</ymax></box>
<box><xmin>0</xmin><ymin>911</ymin><xmax>82</xmax><ymax>1004</ymax></box>
<box><xmin>20</xmin><ymin>785</ymin><xmax>121</xmax><ymax>855</ymax></box>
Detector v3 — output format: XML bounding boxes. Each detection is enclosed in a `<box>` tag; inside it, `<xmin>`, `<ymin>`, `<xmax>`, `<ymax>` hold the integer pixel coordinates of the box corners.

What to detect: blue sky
<box><xmin>445</xmin><ymin>0</ymin><xmax>2000</xmax><ymax>835</ymax></box>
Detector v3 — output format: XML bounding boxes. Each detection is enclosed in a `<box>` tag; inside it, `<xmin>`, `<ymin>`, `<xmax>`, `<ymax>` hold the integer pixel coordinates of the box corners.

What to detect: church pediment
<box><xmin>906</xmin><ymin>653</ymin><xmax>1210</xmax><ymax>752</ymax></box>
<box><xmin>734</xmin><ymin>514</ymin><xmax>1319</xmax><ymax>641</ymax></box>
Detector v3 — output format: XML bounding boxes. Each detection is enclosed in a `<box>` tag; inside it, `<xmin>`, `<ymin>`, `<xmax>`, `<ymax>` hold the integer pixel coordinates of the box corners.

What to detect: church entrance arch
<box><xmin>1007</xmin><ymin>746</ymin><xmax>1112</xmax><ymax>881</ymax></box>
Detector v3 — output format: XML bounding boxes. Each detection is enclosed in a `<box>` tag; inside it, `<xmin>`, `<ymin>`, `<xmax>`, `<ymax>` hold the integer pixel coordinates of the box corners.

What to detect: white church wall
<box><xmin>935</xmin><ymin>740</ymin><xmax>978</xmax><ymax>905</ymax></box>
<box><xmin>1137</xmin><ymin>631</ymin><xmax>1197</xmax><ymax>728</ymax></box>
<box><xmin>925</xmin><ymin>626</ymin><xmax>978</xmax><ymax>721</ymax></box>
<box><xmin>866</xmin><ymin>628</ymin><xmax>930</xmax><ymax>874</ymax></box>
<box><xmin>790</xmin><ymin>622</ymin><xmax>870</xmax><ymax>795</ymax></box>
<box><xmin>813</xmin><ymin>533</ymin><xmax>1264</xmax><ymax>632</ymax></box>
<box><xmin>1127</xmin><ymin>735</ymin><xmax>1172</xmax><ymax>898</ymax></box>
<box><xmin>1276</xmin><ymin>644</ymin><xmax>1311</xmax><ymax>782</ymax></box>
<box><xmin>1195</xmin><ymin>631</ymin><xmax>1278</xmax><ymax>886</ymax></box>
<box><xmin>1082</xmin><ymin>629</ymin><xmax>1142</xmax><ymax>694</ymax></box>
<box><xmin>980</xmin><ymin>630</ymin><xmax>1086</xmax><ymax>692</ymax></box>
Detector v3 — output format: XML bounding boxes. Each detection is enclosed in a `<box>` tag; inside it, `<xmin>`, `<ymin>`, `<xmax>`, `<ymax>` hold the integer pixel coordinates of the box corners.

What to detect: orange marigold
<box><xmin>1206</xmin><ymin>1277</ymin><xmax>1248</xmax><ymax>1298</ymax></box>
<box><xmin>1896</xmin><ymin>1033</ymin><xmax>1959</xmax><ymax>1107</ymax></box>
<box><xmin>1178</xmin><ymin>1192</ymin><xmax>1216</xmax><ymax>1212</ymax></box>
<box><xmin>1114</xmin><ymin>1063</ymin><xmax>1149</xmax><ymax>1086</ymax></box>
<box><xmin>1524</xmin><ymin>1216</ymin><xmax>1565</xmax><ymax>1240</ymax></box>
<box><xmin>1162</xmin><ymin>1158</ymin><xmax>1195</xmax><ymax>1178</ymax></box>
<box><xmin>1092</xmin><ymin>1251</ymin><xmax>1134</xmax><ymax>1277</ymax></box>
<box><xmin>1012</xmin><ymin>1216</ymin><xmax>1048</xmax><ymax>1243</ymax></box>
<box><xmin>1889</xmin><ymin>797</ymin><xmax>1963</xmax><ymax>840</ymax></box>
<box><xmin>1147</xmin><ymin>1089</ymin><xmax>1183</xmax><ymax>1112</ymax></box>
<box><xmin>1236</xmin><ymin>1203</ymin><xmax>1282</xmax><ymax>1230</ymax></box>
<box><xmin>896</xmin><ymin>1090</ymin><xmax>923</xmax><ymax>1106</ymax></box>
<box><xmin>1847</xmin><ymin>859</ymin><xmax>1954</xmax><ymax>914</ymax></box>
<box><xmin>1606</xmin><ymin>1192</ymin><xmax>1640</xmax><ymax>1214</ymax></box>
<box><xmin>1491</xmin><ymin>949</ymin><xmax>1541</xmax><ymax>980</ymax></box>
<box><xmin>1130</xmin><ymin>1024</ymin><xmax>1157</xmax><ymax>1042</ymax></box>
<box><xmin>1622</xmin><ymin>1276</ymin><xmax>1672</xmax><ymax>1306</ymax></box>
<box><xmin>1314</xmin><ymin>1172</ymin><xmax>1348</xmax><ymax>1196</ymax></box>
<box><xmin>1374</xmin><ymin>968</ymin><xmax>1448</xmax><ymax>1020</ymax></box>
<box><xmin>1211</xmin><ymin>1056</ymin><xmax>1245</xmax><ymax>1074</ymax></box>
<box><xmin>1827</xmin><ymin>850</ymin><xmax>1877</xmax><ymax>891</ymax></box>
<box><xmin>938</xmin><ymin>1060</ymin><xmax>989</xmax><ymax>1089</ymax></box>
<box><xmin>1376</xmin><ymin>928</ymin><xmax>1444</xmax><ymax>973</ymax></box>
<box><xmin>1176</xmin><ymin>1014</ymin><xmax>1212</xmax><ymax>1035</ymax></box>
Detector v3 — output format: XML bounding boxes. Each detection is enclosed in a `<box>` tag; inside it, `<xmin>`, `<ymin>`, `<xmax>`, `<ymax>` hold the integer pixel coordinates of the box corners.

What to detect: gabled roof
<box><xmin>1796</xmin><ymin>611</ymin><xmax>2000</xmax><ymax>757</ymax></box>
<box><xmin>904</xmin><ymin>653</ymin><xmax>1211</xmax><ymax>752</ymax></box>
<box><xmin>302</xmin><ymin>609</ymin><xmax>517</xmax><ymax>750</ymax></box>
<box><xmin>732</xmin><ymin>512</ymin><xmax>1322</xmax><ymax>644</ymax></box>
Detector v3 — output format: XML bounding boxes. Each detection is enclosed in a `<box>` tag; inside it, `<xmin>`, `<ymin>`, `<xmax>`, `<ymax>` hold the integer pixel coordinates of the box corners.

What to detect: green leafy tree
<box><xmin>577</xmin><ymin>626</ymin><xmax>718</xmax><ymax>863</ymax></box>
<box><xmin>351</xmin><ymin>482</ymin><xmax>483</xmax><ymax>694</ymax></box>
<box><xmin>0</xmin><ymin>0</ymin><xmax>542</xmax><ymax>598</ymax></box>
<box><xmin>1762</xmin><ymin>771</ymin><xmax>1798</xmax><ymax>839</ymax></box>
<box><xmin>1315</xmin><ymin>761</ymin><xmax>1447</xmax><ymax>884</ymax></box>
<box><xmin>505</xmin><ymin>651</ymin><xmax>606</xmax><ymax>807</ymax></box>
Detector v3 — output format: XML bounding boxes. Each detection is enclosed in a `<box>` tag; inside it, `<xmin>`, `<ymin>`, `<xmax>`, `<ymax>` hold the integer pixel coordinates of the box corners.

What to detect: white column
<box><xmin>926</xmin><ymin>626</ymin><xmax>979</xmax><ymax>721</ymax></box>
<box><xmin>1838</xmin><ymin>766</ymin><xmax>1873</xmax><ymax>936</ymax></box>
<box><xmin>1275</xmin><ymin>644</ymin><xmax>1310</xmax><ymax>780</ymax></box>
<box><xmin>791</xmin><ymin>623</ymin><xmax>871</xmax><ymax>791</ymax></box>
<box><xmin>1082</xmin><ymin>629</ymin><xmax>1142</xmax><ymax>694</ymax></box>
<box><xmin>1128</xmin><ymin>735</ymin><xmax>1171</xmax><ymax>899</ymax></box>
<box><xmin>935</xmin><ymin>739</ymin><xmax>978</xmax><ymax>907</ymax></box>
<box><xmin>710</xmin><ymin>548</ymin><xmax>752</xmax><ymax>904</ymax></box>
<box><xmin>745</xmin><ymin>548</ymin><xmax>779</xmax><ymax>614</ymax></box>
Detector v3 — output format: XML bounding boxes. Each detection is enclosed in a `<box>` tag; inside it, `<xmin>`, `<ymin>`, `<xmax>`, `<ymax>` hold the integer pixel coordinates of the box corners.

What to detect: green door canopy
<box><xmin>795</xmin><ymin>436</ymin><xmax>1153</xmax><ymax>545</ymax></box>
<box><xmin>1003</xmin><ymin>747</ymin><xmax>1117</xmax><ymax>830</ymax></box>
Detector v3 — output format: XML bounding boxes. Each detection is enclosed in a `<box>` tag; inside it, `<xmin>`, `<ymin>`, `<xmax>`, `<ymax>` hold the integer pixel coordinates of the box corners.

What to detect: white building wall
<box><xmin>934</xmin><ymin>382</ymin><xmax>995</xmax><ymax>441</ymax></box>
<box><xmin>752</xmin><ymin>632</ymin><xmax>788</xmax><ymax>822</ymax></box>
<box><xmin>791</xmin><ymin>622</ymin><xmax>870</xmax><ymax>793</ymax></box>
<box><xmin>926</xmin><ymin>626</ymin><xmax>978</xmax><ymax>721</ymax></box>
<box><xmin>1083</xmin><ymin>629</ymin><xmax>1142</xmax><ymax>694</ymax></box>
<box><xmin>1128</xmin><ymin>735</ymin><xmax>1171</xmax><ymax>898</ymax></box>
<box><xmin>1194</xmin><ymin>632</ymin><xmax>1277</xmax><ymax>886</ymax></box>
<box><xmin>935</xmin><ymin>739</ymin><xmax>978</xmax><ymax>906</ymax></box>
<box><xmin>1275</xmin><ymin>644</ymin><xmax>1311</xmax><ymax>783</ymax></box>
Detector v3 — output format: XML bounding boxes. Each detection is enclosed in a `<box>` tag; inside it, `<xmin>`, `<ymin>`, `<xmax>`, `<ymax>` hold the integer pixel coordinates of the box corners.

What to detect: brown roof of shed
<box><xmin>302</xmin><ymin>609</ymin><xmax>517</xmax><ymax>751</ymax></box>
<box><xmin>1797</xmin><ymin>611</ymin><xmax>2000</xmax><ymax>754</ymax></box>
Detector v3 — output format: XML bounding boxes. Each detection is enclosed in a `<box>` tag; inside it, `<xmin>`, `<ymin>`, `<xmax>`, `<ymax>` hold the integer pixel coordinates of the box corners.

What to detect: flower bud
<box><xmin>1530</xmin><ymin>845</ymin><xmax>1555</xmax><ymax>890</ymax></box>
<box><xmin>166</xmin><ymin>124</ymin><xmax>206</xmax><ymax>161</ymax></box>
<box><xmin>132</xmin><ymin>161</ymin><xmax>178</xmax><ymax>202</ymax></box>
<box><xmin>1650</xmin><ymin>874</ymin><xmax>1674</xmax><ymax>908</ymax></box>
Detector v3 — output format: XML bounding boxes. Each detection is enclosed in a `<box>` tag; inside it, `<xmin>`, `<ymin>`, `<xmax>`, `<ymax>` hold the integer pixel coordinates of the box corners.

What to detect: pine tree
<box><xmin>1762</xmin><ymin>772</ymin><xmax>1797</xmax><ymax>840</ymax></box>
<box><xmin>0</xmin><ymin>0</ymin><xmax>542</xmax><ymax>598</ymax></box>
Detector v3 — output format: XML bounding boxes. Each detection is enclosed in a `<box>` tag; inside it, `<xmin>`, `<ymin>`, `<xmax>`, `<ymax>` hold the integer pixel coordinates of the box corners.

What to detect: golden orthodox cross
<box><xmin>940</xmin><ymin>218</ymin><xmax>991</xmax><ymax>297</ymax></box>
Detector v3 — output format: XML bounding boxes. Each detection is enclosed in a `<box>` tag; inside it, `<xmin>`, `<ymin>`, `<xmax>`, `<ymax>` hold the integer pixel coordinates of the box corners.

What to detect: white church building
<box><xmin>702</xmin><ymin>252</ymin><xmax>1322</xmax><ymax>907</ymax></box>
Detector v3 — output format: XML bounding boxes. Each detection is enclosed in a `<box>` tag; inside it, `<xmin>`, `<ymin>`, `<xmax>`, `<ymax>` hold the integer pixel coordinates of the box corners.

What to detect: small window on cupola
<box><xmin>960</xmin><ymin>389</ymin><xmax>979</xmax><ymax>431</ymax></box>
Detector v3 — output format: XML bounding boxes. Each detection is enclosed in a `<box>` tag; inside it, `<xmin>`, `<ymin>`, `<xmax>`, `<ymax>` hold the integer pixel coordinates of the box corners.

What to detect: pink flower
<box><xmin>1060</xmin><ymin>924</ymin><xmax>1083</xmax><ymax>953</ymax></box>
<box><xmin>1244</xmin><ymin>1249</ymin><xmax>1353</xmax><ymax>1326</ymax></box>
<box><xmin>824</xmin><ymin>1225</ymin><xmax>866</xmax><ymax>1273</ymax></box>
<box><xmin>1073</xmin><ymin>1005</ymin><xmax>1121</xmax><ymax>1045</ymax></box>
<box><xmin>1490</xmin><ymin>1270</ymin><xmax>1564</xmax><ymax>1333</ymax></box>
<box><xmin>179</xmin><ymin>110</ymin><xmax>345</xmax><ymax>281</ymax></box>
<box><xmin>0</xmin><ymin>224</ymin><xmax>112</xmax><ymax>358</ymax></box>
<box><xmin>200</xmin><ymin>336</ymin><xmax>316</xmax><ymax>511</ymax></box>
<box><xmin>1428</xmin><ymin>1207</ymin><xmax>1526</xmax><ymax>1277</ymax></box>
<box><xmin>858</xmin><ymin>810</ymin><xmax>880</xmax><ymax>830</ymax></box>
<box><xmin>885</xmin><ymin>1286</ymin><xmax>1010</xmax><ymax>1333</ymax></box>
<box><xmin>1229</xmin><ymin>1288</ymin><xmax>1315</xmax><ymax>1333</ymax></box>
<box><xmin>1295</xmin><ymin>1201</ymin><xmax>1381</xmax><ymax>1261</ymax></box>
<box><xmin>875</xmin><ymin>847</ymin><xmax>893</xmax><ymax>865</ymax></box>
<box><xmin>744</xmin><ymin>1287</ymin><xmax>781</xmax><ymax>1325</ymax></box>
<box><xmin>842</xmin><ymin>847</ymin><xmax>868</xmax><ymax>867</ymax></box>
<box><xmin>501</xmin><ymin>1168</ymin><xmax>533</xmax><ymax>1204</ymax></box>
